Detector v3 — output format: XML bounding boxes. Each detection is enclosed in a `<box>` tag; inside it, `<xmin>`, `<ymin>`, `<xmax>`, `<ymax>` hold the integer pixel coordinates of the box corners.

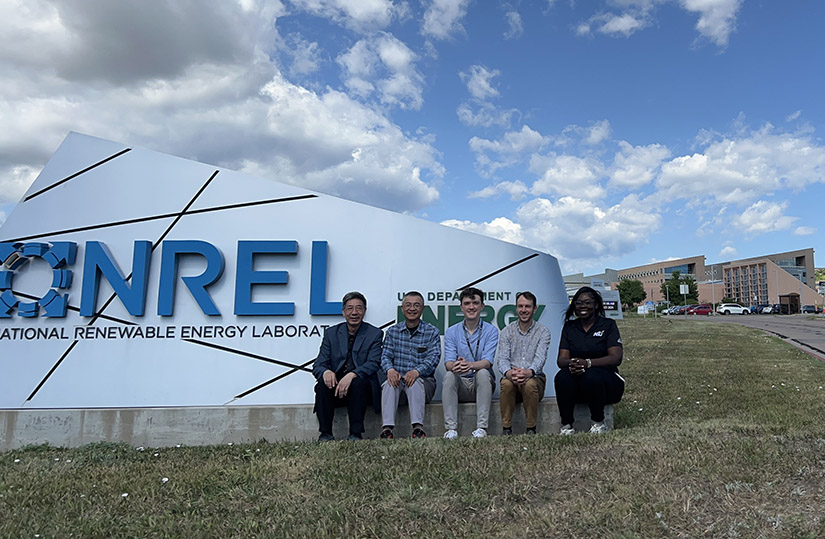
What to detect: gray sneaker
<box><xmin>559</xmin><ymin>424</ymin><xmax>575</xmax><ymax>436</ymax></box>
<box><xmin>589</xmin><ymin>421</ymin><xmax>608</xmax><ymax>434</ymax></box>
<box><xmin>443</xmin><ymin>429</ymin><xmax>458</xmax><ymax>439</ymax></box>
<box><xmin>471</xmin><ymin>428</ymin><xmax>487</xmax><ymax>438</ymax></box>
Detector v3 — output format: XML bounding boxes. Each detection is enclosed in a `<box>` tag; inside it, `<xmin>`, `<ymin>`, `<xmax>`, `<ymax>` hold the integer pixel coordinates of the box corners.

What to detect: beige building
<box><xmin>617</xmin><ymin>255</ymin><xmax>705</xmax><ymax>304</ymax></box>
<box><xmin>615</xmin><ymin>248</ymin><xmax>823</xmax><ymax>309</ymax></box>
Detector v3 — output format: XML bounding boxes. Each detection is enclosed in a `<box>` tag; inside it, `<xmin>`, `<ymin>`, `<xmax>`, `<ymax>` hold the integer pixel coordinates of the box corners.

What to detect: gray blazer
<box><xmin>312</xmin><ymin>321</ymin><xmax>383</xmax><ymax>412</ymax></box>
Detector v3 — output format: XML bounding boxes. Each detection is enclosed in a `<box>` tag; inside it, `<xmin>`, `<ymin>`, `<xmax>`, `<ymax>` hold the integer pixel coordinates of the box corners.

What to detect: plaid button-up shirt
<box><xmin>381</xmin><ymin>320</ymin><xmax>441</xmax><ymax>377</ymax></box>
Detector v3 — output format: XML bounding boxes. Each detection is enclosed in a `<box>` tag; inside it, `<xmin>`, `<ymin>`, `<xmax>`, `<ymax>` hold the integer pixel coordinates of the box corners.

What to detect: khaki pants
<box><xmin>499</xmin><ymin>376</ymin><xmax>546</xmax><ymax>429</ymax></box>
<box><xmin>441</xmin><ymin>370</ymin><xmax>494</xmax><ymax>430</ymax></box>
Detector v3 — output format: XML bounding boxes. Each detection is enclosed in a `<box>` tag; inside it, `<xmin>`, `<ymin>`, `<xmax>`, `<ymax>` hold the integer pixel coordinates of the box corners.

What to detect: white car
<box><xmin>716</xmin><ymin>303</ymin><xmax>749</xmax><ymax>315</ymax></box>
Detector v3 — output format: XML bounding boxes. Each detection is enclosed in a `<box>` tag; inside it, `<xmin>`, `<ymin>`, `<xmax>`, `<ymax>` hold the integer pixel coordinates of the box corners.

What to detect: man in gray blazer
<box><xmin>312</xmin><ymin>291</ymin><xmax>383</xmax><ymax>441</ymax></box>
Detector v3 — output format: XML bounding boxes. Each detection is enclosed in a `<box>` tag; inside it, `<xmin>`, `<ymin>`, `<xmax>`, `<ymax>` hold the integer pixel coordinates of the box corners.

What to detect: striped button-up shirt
<box><xmin>495</xmin><ymin>320</ymin><xmax>551</xmax><ymax>377</ymax></box>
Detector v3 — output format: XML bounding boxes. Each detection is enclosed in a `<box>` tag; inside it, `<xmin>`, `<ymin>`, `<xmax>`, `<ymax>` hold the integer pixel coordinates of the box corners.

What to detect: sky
<box><xmin>1</xmin><ymin>0</ymin><xmax>824</xmax><ymax>276</ymax></box>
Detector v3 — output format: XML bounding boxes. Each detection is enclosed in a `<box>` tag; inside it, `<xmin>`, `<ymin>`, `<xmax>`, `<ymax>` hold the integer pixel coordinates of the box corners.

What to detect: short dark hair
<box><xmin>565</xmin><ymin>286</ymin><xmax>605</xmax><ymax>320</ymax></box>
<box><xmin>459</xmin><ymin>287</ymin><xmax>484</xmax><ymax>303</ymax></box>
<box><xmin>342</xmin><ymin>291</ymin><xmax>367</xmax><ymax>309</ymax></box>
<box><xmin>516</xmin><ymin>291</ymin><xmax>537</xmax><ymax>308</ymax></box>
<box><xmin>402</xmin><ymin>291</ymin><xmax>424</xmax><ymax>303</ymax></box>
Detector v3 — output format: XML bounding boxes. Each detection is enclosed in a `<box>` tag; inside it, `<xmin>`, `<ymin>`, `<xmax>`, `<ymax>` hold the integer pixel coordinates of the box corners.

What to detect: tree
<box><xmin>660</xmin><ymin>270</ymin><xmax>699</xmax><ymax>305</ymax></box>
<box><xmin>618</xmin><ymin>279</ymin><xmax>646</xmax><ymax>309</ymax></box>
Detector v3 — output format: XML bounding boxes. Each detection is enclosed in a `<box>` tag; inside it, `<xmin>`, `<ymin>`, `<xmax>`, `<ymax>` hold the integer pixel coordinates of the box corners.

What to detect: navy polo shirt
<box><xmin>559</xmin><ymin>316</ymin><xmax>623</xmax><ymax>373</ymax></box>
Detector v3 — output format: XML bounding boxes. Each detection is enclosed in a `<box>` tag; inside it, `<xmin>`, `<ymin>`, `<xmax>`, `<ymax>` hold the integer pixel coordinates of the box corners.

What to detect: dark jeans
<box><xmin>315</xmin><ymin>376</ymin><xmax>371</xmax><ymax>436</ymax></box>
<box><xmin>554</xmin><ymin>367</ymin><xmax>624</xmax><ymax>425</ymax></box>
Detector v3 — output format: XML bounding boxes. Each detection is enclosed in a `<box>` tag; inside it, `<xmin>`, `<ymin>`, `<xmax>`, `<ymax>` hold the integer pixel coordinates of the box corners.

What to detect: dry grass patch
<box><xmin>2</xmin><ymin>318</ymin><xmax>824</xmax><ymax>537</ymax></box>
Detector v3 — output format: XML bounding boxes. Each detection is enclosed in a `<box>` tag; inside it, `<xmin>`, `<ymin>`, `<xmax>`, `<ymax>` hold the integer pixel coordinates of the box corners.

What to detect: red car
<box><xmin>687</xmin><ymin>303</ymin><xmax>713</xmax><ymax>315</ymax></box>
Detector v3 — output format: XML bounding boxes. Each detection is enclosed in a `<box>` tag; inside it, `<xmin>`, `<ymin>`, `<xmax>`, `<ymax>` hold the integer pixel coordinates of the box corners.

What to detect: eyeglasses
<box><xmin>344</xmin><ymin>305</ymin><xmax>365</xmax><ymax>313</ymax></box>
<box><xmin>574</xmin><ymin>300</ymin><xmax>594</xmax><ymax>307</ymax></box>
<box><xmin>402</xmin><ymin>302</ymin><xmax>423</xmax><ymax>309</ymax></box>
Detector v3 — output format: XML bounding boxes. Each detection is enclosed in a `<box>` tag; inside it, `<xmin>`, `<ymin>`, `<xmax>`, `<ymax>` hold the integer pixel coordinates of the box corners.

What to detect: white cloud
<box><xmin>456</xmin><ymin>194</ymin><xmax>661</xmax><ymax>264</ymax></box>
<box><xmin>422</xmin><ymin>0</ymin><xmax>471</xmax><ymax>40</ymax></box>
<box><xmin>529</xmin><ymin>154</ymin><xmax>606</xmax><ymax>199</ymax></box>
<box><xmin>0</xmin><ymin>0</ymin><xmax>443</xmax><ymax>214</ymax></box>
<box><xmin>457</xmin><ymin>64</ymin><xmax>518</xmax><ymax>128</ymax></box>
<box><xmin>470</xmin><ymin>126</ymin><xmax>549</xmax><ymax>176</ymax></box>
<box><xmin>597</xmin><ymin>13</ymin><xmax>648</xmax><ymax>36</ymax></box>
<box><xmin>460</xmin><ymin>65</ymin><xmax>500</xmax><ymax>100</ymax></box>
<box><xmin>786</xmin><ymin>110</ymin><xmax>802</xmax><ymax>122</ymax></box>
<box><xmin>574</xmin><ymin>0</ymin><xmax>741</xmax><ymax>46</ymax></box>
<box><xmin>337</xmin><ymin>34</ymin><xmax>424</xmax><ymax>110</ymax></box>
<box><xmin>586</xmin><ymin>119</ymin><xmax>612</xmax><ymax>145</ymax></box>
<box><xmin>656</xmin><ymin>124</ymin><xmax>825</xmax><ymax>205</ymax></box>
<box><xmin>794</xmin><ymin>226</ymin><xmax>816</xmax><ymax>236</ymax></box>
<box><xmin>504</xmin><ymin>11</ymin><xmax>524</xmax><ymax>39</ymax></box>
<box><xmin>457</xmin><ymin>102</ymin><xmax>517</xmax><ymax>128</ymax></box>
<box><xmin>719</xmin><ymin>245</ymin><xmax>737</xmax><ymax>258</ymax></box>
<box><xmin>441</xmin><ymin>216</ymin><xmax>525</xmax><ymax>245</ymax></box>
<box><xmin>288</xmin><ymin>0</ymin><xmax>397</xmax><ymax>31</ymax></box>
<box><xmin>732</xmin><ymin>200</ymin><xmax>796</xmax><ymax>235</ymax></box>
<box><xmin>282</xmin><ymin>34</ymin><xmax>322</xmax><ymax>78</ymax></box>
<box><xmin>610</xmin><ymin>141</ymin><xmax>671</xmax><ymax>188</ymax></box>
<box><xmin>469</xmin><ymin>180</ymin><xmax>529</xmax><ymax>201</ymax></box>
<box><xmin>679</xmin><ymin>0</ymin><xmax>742</xmax><ymax>47</ymax></box>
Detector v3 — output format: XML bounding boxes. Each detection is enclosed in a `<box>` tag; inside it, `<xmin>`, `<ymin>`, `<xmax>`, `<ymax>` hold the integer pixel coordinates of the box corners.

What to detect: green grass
<box><xmin>2</xmin><ymin>319</ymin><xmax>825</xmax><ymax>537</ymax></box>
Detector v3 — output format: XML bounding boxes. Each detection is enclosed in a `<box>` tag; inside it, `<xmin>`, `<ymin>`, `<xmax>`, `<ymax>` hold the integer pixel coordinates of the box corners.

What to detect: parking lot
<box><xmin>664</xmin><ymin>312</ymin><xmax>825</xmax><ymax>361</ymax></box>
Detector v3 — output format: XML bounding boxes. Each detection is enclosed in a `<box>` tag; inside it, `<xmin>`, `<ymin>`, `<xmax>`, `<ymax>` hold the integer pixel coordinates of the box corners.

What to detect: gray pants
<box><xmin>441</xmin><ymin>369</ymin><xmax>494</xmax><ymax>430</ymax></box>
<box><xmin>381</xmin><ymin>376</ymin><xmax>437</xmax><ymax>427</ymax></box>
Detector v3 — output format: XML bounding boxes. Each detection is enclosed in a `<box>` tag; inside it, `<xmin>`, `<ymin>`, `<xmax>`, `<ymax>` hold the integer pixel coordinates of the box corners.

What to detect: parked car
<box><xmin>761</xmin><ymin>305</ymin><xmax>775</xmax><ymax>314</ymax></box>
<box><xmin>716</xmin><ymin>303</ymin><xmax>748</xmax><ymax>315</ymax></box>
<box><xmin>801</xmin><ymin>305</ymin><xmax>822</xmax><ymax>314</ymax></box>
<box><xmin>687</xmin><ymin>303</ymin><xmax>713</xmax><ymax>315</ymax></box>
<box><xmin>750</xmin><ymin>304</ymin><xmax>768</xmax><ymax>314</ymax></box>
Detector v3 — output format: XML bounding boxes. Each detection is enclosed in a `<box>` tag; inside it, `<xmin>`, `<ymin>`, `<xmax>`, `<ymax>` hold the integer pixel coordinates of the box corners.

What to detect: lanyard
<box><xmin>462</xmin><ymin>320</ymin><xmax>483</xmax><ymax>362</ymax></box>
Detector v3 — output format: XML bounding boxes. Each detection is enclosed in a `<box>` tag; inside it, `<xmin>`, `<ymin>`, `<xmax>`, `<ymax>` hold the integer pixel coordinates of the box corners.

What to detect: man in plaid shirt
<box><xmin>379</xmin><ymin>291</ymin><xmax>441</xmax><ymax>439</ymax></box>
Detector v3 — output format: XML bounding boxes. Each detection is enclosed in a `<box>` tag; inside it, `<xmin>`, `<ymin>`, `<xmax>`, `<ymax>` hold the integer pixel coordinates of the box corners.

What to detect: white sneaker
<box><xmin>443</xmin><ymin>429</ymin><xmax>458</xmax><ymax>439</ymax></box>
<box><xmin>559</xmin><ymin>424</ymin><xmax>575</xmax><ymax>436</ymax></box>
<box><xmin>589</xmin><ymin>421</ymin><xmax>608</xmax><ymax>434</ymax></box>
<box><xmin>471</xmin><ymin>428</ymin><xmax>487</xmax><ymax>438</ymax></box>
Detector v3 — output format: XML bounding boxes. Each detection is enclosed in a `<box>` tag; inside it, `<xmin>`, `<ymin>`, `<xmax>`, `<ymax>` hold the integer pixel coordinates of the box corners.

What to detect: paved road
<box><xmin>664</xmin><ymin>313</ymin><xmax>825</xmax><ymax>361</ymax></box>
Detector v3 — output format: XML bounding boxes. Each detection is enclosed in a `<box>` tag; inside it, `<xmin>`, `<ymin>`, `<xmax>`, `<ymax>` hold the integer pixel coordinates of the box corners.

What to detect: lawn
<box><xmin>2</xmin><ymin>318</ymin><xmax>824</xmax><ymax>537</ymax></box>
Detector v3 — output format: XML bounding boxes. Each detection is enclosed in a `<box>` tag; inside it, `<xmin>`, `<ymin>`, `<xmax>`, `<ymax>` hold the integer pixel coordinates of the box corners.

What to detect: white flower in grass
<box><xmin>121</xmin><ymin>493</ymin><xmax>129</xmax><ymax>498</ymax></box>
<box><xmin>154</xmin><ymin>453</ymin><xmax>159</xmax><ymax>457</ymax></box>
<box><xmin>161</xmin><ymin>477</ymin><xmax>169</xmax><ymax>484</ymax></box>
<box><xmin>14</xmin><ymin>459</ymin><xmax>20</xmax><ymax>463</ymax></box>
<box><xmin>522</xmin><ymin>447</ymin><xmax>528</xmax><ymax>451</ymax></box>
<box><xmin>256</xmin><ymin>449</ymin><xmax>261</xmax><ymax>452</ymax></box>
<box><xmin>136</xmin><ymin>447</ymin><xmax>144</xmax><ymax>451</ymax></box>
<box><xmin>54</xmin><ymin>458</ymin><xmax>59</xmax><ymax>461</ymax></box>
<box><xmin>696</xmin><ymin>401</ymin><xmax>701</xmax><ymax>405</ymax></box>
<box><xmin>176</xmin><ymin>444</ymin><xmax>181</xmax><ymax>448</ymax></box>
<box><xmin>677</xmin><ymin>397</ymin><xmax>681</xmax><ymax>400</ymax></box>
<box><xmin>227</xmin><ymin>443</ymin><xmax>233</xmax><ymax>446</ymax></box>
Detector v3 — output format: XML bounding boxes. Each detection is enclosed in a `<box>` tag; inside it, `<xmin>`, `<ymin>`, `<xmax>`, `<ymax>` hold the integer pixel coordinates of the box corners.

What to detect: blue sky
<box><xmin>1</xmin><ymin>0</ymin><xmax>823</xmax><ymax>275</ymax></box>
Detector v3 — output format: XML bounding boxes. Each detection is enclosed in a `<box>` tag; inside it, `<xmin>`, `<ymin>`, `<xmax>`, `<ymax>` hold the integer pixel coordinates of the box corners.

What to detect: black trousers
<box><xmin>314</xmin><ymin>376</ymin><xmax>371</xmax><ymax>436</ymax></box>
<box><xmin>554</xmin><ymin>367</ymin><xmax>624</xmax><ymax>425</ymax></box>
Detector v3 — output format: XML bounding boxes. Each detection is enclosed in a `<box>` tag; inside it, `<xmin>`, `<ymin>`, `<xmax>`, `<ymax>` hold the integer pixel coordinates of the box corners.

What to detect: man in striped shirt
<box><xmin>495</xmin><ymin>291</ymin><xmax>551</xmax><ymax>435</ymax></box>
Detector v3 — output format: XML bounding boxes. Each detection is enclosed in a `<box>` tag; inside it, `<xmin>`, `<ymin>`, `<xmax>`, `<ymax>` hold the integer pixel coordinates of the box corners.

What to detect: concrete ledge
<box><xmin>1</xmin><ymin>401</ymin><xmax>613</xmax><ymax>450</ymax></box>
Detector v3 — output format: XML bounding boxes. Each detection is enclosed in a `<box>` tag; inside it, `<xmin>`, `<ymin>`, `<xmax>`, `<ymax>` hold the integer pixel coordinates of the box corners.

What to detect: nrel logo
<box><xmin>0</xmin><ymin>242</ymin><xmax>77</xmax><ymax>317</ymax></box>
<box><xmin>0</xmin><ymin>240</ymin><xmax>341</xmax><ymax>319</ymax></box>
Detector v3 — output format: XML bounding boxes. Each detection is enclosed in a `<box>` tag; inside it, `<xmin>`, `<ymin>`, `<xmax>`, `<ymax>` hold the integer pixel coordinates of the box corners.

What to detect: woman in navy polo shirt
<box><xmin>555</xmin><ymin>286</ymin><xmax>624</xmax><ymax>434</ymax></box>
